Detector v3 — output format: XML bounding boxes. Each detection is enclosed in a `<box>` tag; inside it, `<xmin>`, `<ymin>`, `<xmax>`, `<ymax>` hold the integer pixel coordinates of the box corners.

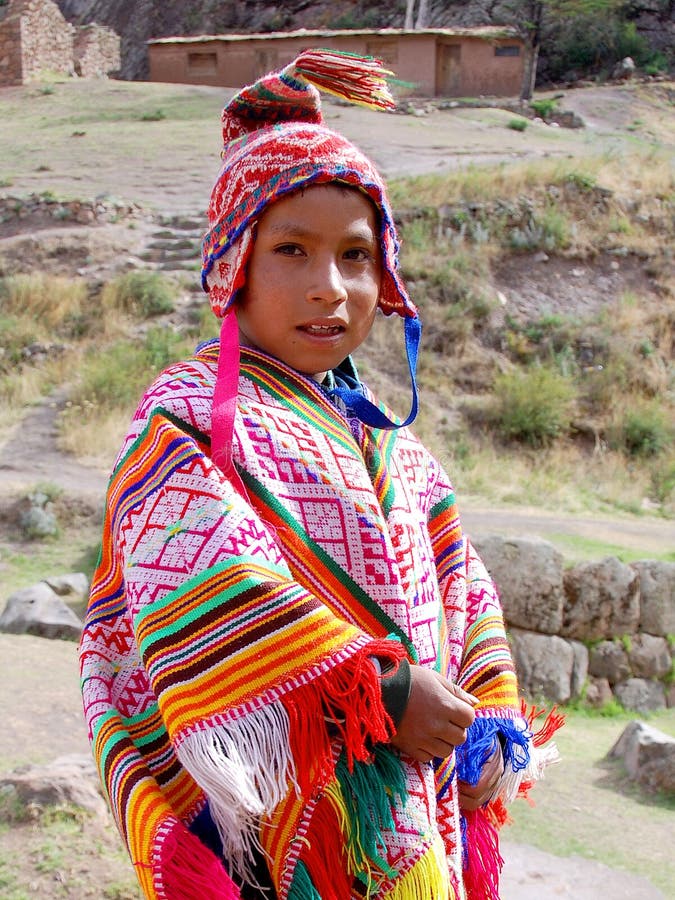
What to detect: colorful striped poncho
<box><xmin>79</xmin><ymin>341</ymin><xmax>561</xmax><ymax>900</ymax></box>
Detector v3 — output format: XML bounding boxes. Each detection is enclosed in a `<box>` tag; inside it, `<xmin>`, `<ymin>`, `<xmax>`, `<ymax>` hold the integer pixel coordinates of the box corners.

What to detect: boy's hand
<box><xmin>457</xmin><ymin>743</ymin><xmax>505</xmax><ymax>811</ymax></box>
<box><xmin>390</xmin><ymin>665</ymin><xmax>477</xmax><ymax>762</ymax></box>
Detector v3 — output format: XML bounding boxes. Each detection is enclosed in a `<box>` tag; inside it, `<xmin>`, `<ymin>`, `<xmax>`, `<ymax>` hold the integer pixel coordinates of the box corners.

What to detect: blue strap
<box><xmin>329</xmin><ymin>316</ymin><xmax>421</xmax><ymax>430</ymax></box>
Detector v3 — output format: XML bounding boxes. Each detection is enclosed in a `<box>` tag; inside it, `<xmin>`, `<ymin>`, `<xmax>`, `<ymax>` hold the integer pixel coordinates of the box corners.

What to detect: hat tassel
<box><xmin>288</xmin><ymin>49</ymin><xmax>396</xmax><ymax>111</ymax></box>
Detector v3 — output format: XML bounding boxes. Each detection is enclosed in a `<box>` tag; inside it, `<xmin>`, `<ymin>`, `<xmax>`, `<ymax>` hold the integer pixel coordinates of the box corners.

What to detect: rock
<box><xmin>612</xmin><ymin>57</ymin><xmax>636</xmax><ymax>81</ymax></box>
<box><xmin>45</xmin><ymin>572</ymin><xmax>90</xmax><ymax>599</ymax></box>
<box><xmin>588</xmin><ymin>640</ymin><xmax>631</xmax><ymax>684</ymax></box>
<box><xmin>627</xmin><ymin>633</ymin><xmax>672</xmax><ymax>679</ymax></box>
<box><xmin>614</xmin><ymin>678</ymin><xmax>666</xmax><ymax>713</ymax></box>
<box><xmin>509</xmin><ymin>629</ymin><xmax>574</xmax><ymax>703</ymax></box>
<box><xmin>44</xmin><ymin>572</ymin><xmax>90</xmax><ymax>618</ymax></box>
<box><xmin>472</xmin><ymin>536</ymin><xmax>564</xmax><ymax>634</ymax></box>
<box><xmin>562</xmin><ymin>556</ymin><xmax>640</xmax><ymax>640</ymax></box>
<box><xmin>0</xmin><ymin>754</ymin><xmax>106</xmax><ymax>819</ymax></box>
<box><xmin>608</xmin><ymin>720</ymin><xmax>675</xmax><ymax>794</ymax></box>
<box><xmin>0</xmin><ymin>582</ymin><xmax>83</xmax><ymax>640</ymax></box>
<box><xmin>667</xmin><ymin>683</ymin><xmax>675</xmax><ymax>709</ymax></box>
<box><xmin>632</xmin><ymin>560</ymin><xmax>675</xmax><ymax>636</ymax></box>
<box><xmin>569</xmin><ymin>640</ymin><xmax>589</xmax><ymax>698</ymax></box>
<box><xmin>585</xmin><ymin>676</ymin><xmax>614</xmax><ymax>708</ymax></box>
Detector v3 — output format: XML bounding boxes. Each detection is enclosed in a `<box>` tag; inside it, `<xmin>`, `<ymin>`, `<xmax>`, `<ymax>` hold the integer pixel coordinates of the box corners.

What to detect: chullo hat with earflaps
<box><xmin>202</xmin><ymin>50</ymin><xmax>422</xmax><ymax>488</ymax></box>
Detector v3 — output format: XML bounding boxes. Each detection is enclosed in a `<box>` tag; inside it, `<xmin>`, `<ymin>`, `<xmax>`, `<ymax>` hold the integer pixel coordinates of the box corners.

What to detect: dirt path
<box><xmin>2</xmin><ymin>385</ymin><xmax>673</xmax><ymax>557</ymax></box>
<box><xmin>1</xmin><ymin>633</ymin><xmax>667</xmax><ymax>900</ymax></box>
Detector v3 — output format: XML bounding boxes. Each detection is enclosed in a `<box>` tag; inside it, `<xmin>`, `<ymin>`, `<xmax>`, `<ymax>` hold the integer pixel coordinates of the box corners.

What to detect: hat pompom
<box><xmin>221</xmin><ymin>48</ymin><xmax>395</xmax><ymax>145</ymax></box>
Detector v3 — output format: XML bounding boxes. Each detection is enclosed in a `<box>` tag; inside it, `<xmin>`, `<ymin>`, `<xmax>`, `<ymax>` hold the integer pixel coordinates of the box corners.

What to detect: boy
<box><xmin>79</xmin><ymin>50</ymin><xmax>560</xmax><ymax>900</ymax></box>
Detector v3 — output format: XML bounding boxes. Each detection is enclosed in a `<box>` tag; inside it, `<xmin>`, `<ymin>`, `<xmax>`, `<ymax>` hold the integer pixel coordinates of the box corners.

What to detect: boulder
<box><xmin>472</xmin><ymin>535</ymin><xmax>564</xmax><ymax>634</ymax></box>
<box><xmin>45</xmin><ymin>571</ymin><xmax>90</xmax><ymax>618</ymax></box>
<box><xmin>0</xmin><ymin>582</ymin><xmax>83</xmax><ymax>640</ymax></box>
<box><xmin>632</xmin><ymin>560</ymin><xmax>675</xmax><ymax>636</ymax></box>
<box><xmin>611</xmin><ymin>56</ymin><xmax>636</xmax><ymax>80</ymax></box>
<box><xmin>627</xmin><ymin>633</ymin><xmax>672</xmax><ymax>679</ymax></box>
<box><xmin>614</xmin><ymin>678</ymin><xmax>666</xmax><ymax>713</ymax></box>
<box><xmin>508</xmin><ymin>629</ymin><xmax>573</xmax><ymax>703</ymax></box>
<box><xmin>608</xmin><ymin>720</ymin><xmax>675</xmax><ymax>794</ymax></box>
<box><xmin>569</xmin><ymin>639</ymin><xmax>589</xmax><ymax>698</ymax></box>
<box><xmin>588</xmin><ymin>640</ymin><xmax>631</xmax><ymax>684</ymax></box>
<box><xmin>0</xmin><ymin>755</ymin><xmax>106</xmax><ymax>819</ymax></box>
<box><xmin>44</xmin><ymin>572</ymin><xmax>89</xmax><ymax>599</ymax></box>
<box><xmin>585</xmin><ymin>676</ymin><xmax>614</xmax><ymax>708</ymax></box>
<box><xmin>562</xmin><ymin>556</ymin><xmax>640</xmax><ymax>640</ymax></box>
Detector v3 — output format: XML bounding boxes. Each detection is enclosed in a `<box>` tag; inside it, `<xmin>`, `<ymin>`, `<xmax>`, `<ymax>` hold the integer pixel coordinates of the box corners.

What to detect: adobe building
<box><xmin>148</xmin><ymin>27</ymin><xmax>525</xmax><ymax>99</ymax></box>
<box><xmin>0</xmin><ymin>0</ymin><xmax>120</xmax><ymax>86</ymax></box>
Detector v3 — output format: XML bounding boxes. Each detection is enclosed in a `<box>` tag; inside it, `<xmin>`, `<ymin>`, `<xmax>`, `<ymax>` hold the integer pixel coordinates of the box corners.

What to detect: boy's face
<box><xmin>237</xmin><ymin>183</ymin><xmax>382</xmax><ymax>381</ymax></box>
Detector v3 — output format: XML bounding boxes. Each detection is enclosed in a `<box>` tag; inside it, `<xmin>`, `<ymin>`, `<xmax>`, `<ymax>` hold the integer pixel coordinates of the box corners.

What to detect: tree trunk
<box><xmin>404</xmin><ymin>0</ymin><xmax>416</xmax><ymax>29</ymax></box>
<box><xmin>415</xmin><ymin>0</ymin><xmax>430</xmax><ymax>28</ymax></box>
<box><xmin>520</xmin><ymin>38</ymin><xmax>540</xmax><ymax>100</ymax></box>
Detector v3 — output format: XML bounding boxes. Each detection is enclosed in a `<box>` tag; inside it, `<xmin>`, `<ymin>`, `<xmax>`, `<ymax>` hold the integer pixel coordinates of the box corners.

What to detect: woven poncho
<box><xmin>79</xmin><ymin>343</ymin><xmax>561</xmax><ymax>900</ymax></box>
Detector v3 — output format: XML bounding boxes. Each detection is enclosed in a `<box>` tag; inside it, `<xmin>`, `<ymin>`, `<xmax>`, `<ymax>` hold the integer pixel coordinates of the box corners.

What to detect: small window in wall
<box><xmin>495</xmin><ymin>45</ymin><xmax>521</xmax><ymax>57</ymax></box>
<box><xmin>366</xmin><ymin>39</ymin><xmax>398</xmax><ymax>66</ymax></box>
<box><xmin>188</xmin><ymin>52</ymin><xmax>217</xmax><ymax>75</ymax></box>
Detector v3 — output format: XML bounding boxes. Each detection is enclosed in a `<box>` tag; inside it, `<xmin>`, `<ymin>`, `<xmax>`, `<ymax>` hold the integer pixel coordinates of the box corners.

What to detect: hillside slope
<box><xmin>54</xmin><ymin>0</ymin><xmax>674</xmax><ymax>81</ymax></box>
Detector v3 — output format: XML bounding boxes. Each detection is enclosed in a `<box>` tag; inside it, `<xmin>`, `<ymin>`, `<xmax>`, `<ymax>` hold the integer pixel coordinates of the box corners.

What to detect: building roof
<box><xmin>147</xmin><ymin>26</ymin><xmax>522</xmax><ymax>46</ymax></box>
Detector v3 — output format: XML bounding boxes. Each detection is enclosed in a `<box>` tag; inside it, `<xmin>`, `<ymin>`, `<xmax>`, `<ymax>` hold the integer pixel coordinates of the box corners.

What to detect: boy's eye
<box><xmin>274</xmin><ymin>243</ymin><xmax>304</xmax><ymax>256</ymax></box>
<box><xmin>343</xmin><ymin>248</ymin><xmax>373</xmax><ymax>262</ymax></box>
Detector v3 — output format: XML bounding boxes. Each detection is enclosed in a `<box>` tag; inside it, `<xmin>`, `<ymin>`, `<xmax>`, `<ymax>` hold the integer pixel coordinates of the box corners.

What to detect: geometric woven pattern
<box><xmin>80</xmin><ymin>340</ymin><xmax>535</xmax><ymax>900</ymax></box>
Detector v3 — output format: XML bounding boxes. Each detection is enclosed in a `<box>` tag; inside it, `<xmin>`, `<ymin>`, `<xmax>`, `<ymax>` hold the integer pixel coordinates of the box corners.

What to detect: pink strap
<box><xmin>211</xmin><ymin>312</ymin><xmax>249</xmax><ymax>500</ymax></box>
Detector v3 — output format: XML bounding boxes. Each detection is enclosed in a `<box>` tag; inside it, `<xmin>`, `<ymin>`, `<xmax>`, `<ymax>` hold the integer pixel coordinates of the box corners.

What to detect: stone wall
<box><xmin>0</xmin><ymin>192</ymin><xmax>145</xmax><ymax>236</ymax></box>
<box><xmin>73</xmin><ymin>22</ymin><xmax>120</xmax><ymax>78</ymax></box>
<box><xmin>474</xmin><ymin>535</ymin><xmax>675</xmax><ymax>713</ymax></box>
<box><xmin>0</xmin><ymin>0</ymin><xmax>73</xmax><ymax>85</ymax></box>
<box><xmin>0</xmin><ymin>0</ymin><xmax>119</xmax><ymax>86</ymax></box>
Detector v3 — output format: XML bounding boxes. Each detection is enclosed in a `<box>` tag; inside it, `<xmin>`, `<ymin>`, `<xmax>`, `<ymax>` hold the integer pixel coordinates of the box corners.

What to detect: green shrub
<box><xmin>141</xmin><ymin>109</ymin><xmax>166</xmax><ymax>122</ymax></box>
<box><xmin>509</xmin><ymin>204</ymin><xmax>570</xmax><ymax>252</ymax></box>
<box><xmin>530</xmin><ymin>98</ymin><xmax>557</xmax><ymax>120</ymax></box>
<box><xmin>491</xmin><ymin>366</ymin><xmax>576</xmax><ymax>447</ymax></box>
<box><xmin>71</xmin><ymin>328</ymin><xmax>187</xmax><ymax>411</ymax></box>
<box><xmin>611</xmin><ymin>401</ymin><xmax>673</xmax><ymax>458</ymax></box>
<box><xmin>507</xmin><ymin>118</ymin><xmax>528</xmax><ymax>132</ymax></box>
<box><xmin>101</xmin><ymin>271</ymin><xmax>174</xmax><ymax>318</ymax></box>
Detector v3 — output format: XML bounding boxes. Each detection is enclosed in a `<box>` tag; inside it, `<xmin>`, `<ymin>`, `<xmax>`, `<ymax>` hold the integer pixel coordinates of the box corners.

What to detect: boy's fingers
<box><xmin>448</xmin><ymin>682</ymin><xmax>479</xmax><ymax>706</ymax></box>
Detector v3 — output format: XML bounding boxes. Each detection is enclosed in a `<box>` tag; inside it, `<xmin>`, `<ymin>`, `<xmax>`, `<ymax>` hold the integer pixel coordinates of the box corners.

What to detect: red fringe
<box><xmin>297</xmin><ymin>794</ymin><xmax>353</xmax><ymax>900</ymax></box>
<box><xmin>462</xmin><ymin>808</ymin><xmax>503</xmax><ymax>900</ymax></box>
<box><xmin>485</xmin><ymin>795</ymin><xmax>511</xmax><ymax>830</ymax></box>
<box><xmin>155</xmin><ymin>818</ymin><xmax>240</xmax><ymax>900</ymax></box>
<box><xmin>283</xmin><ymin>641</ymin><xmax>405</xmax><ymax>795</ymax></box>
<box><xmin>291</xmin><ymin>49</ymin><xmax>396</xmax><ymax>111</ymax></box>
<box><xmin>519</xmin><ymin>699</ymin><xmax>566</xmax><ymax>747</ymax></box>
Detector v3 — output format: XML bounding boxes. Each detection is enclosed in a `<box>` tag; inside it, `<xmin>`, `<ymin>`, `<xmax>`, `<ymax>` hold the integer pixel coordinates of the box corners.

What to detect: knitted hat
<box><xmin>201</xmin><ymin>49</ymin><xmax>417</xmax><ymax>321</ymax></box>
<box><xmin>201</xmin><ymin>50</ymin><xmax>421</xmax><ymax>463</ymax></box>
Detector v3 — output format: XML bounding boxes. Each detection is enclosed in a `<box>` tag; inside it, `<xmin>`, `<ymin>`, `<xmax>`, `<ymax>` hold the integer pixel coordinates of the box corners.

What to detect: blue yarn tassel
<box><xmin>455</xmin><ymin>715</ymin><xmax>531</xmax><ymax>787</ymax></box>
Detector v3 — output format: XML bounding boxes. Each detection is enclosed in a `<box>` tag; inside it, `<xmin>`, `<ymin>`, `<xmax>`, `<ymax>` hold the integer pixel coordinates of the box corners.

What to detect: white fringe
<box><xmin>498</xmin><ymin>740</ymin><xmax>561</xmax><ymax>803</ymax></box>
<box><xmin>176</xmin><ymin>700</ymin><xmax>298</xmax><ymax>879</ymax></box>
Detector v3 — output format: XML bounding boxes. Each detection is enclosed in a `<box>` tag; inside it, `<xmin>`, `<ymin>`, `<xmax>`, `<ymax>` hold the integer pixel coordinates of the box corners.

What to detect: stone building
<box><xmin>0</xmin><ymin>0</ymin><xmax>120</xmax><ymax>86</ymax></box>
<box><xmin>148</xmin><ymin>27</ymin><xmax>526</xmax><ymax>99</ymax></box>
<box><xmin>73</xmin><ymin>23</ymin><xmax>120</xmax><ymax>79</ymax></box>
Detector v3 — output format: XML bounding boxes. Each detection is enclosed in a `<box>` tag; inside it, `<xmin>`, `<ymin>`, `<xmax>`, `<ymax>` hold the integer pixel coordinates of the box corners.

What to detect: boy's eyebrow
<box><xmin>266</xmin><ymin>221</ymin><xmax>377</xmax><ymax>242</ymax></box>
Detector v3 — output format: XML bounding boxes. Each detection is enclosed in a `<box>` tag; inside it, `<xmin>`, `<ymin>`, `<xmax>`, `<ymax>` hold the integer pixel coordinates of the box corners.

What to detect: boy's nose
<box><xmin>306</xmin><ymin>259</ymin><xmax>348</xmax><ymax>304</ymax></box>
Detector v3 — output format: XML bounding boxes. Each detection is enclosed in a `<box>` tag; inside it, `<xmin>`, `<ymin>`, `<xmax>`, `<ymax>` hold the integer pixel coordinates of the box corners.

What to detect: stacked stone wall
<box><xmin>474</xmin><ymin>535</ymin><xmax>675</xmax><ymax>713</ymax></box>
<box><xmin>0</xmin><ymin>0</ymin><xmax>119</xmax><ymax>86</ymax></box>
<box><xmin>73</xmin><ymin>23</ymin><xmax>120</xmax><ymax>78</ymax></box>
<box><xmin>0</xmin><ymin>11</ymin><xmax>22</xmax><ymax>85</ymax></box>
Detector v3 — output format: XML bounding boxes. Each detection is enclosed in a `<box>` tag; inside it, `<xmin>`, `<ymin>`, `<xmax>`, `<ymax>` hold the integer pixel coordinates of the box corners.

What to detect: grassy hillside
<box><xmin>0</xmin><ymin>80</ymin><xmax>673</xmax><ymax>529</ymax></box>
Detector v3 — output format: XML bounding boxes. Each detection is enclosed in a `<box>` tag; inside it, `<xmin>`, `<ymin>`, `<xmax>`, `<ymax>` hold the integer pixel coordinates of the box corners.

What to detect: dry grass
<box><xmin>0</xmin><ymin>273</ymin><xmax>88</xmax><ymax>329</ymax></box>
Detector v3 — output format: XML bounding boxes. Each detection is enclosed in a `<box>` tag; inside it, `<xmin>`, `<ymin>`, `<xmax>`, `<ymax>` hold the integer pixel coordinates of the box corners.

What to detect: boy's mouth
<box><xmin>299</xmin><ymin>323</ymin><xmax>345</xmax><ymax>336</ymax></box>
